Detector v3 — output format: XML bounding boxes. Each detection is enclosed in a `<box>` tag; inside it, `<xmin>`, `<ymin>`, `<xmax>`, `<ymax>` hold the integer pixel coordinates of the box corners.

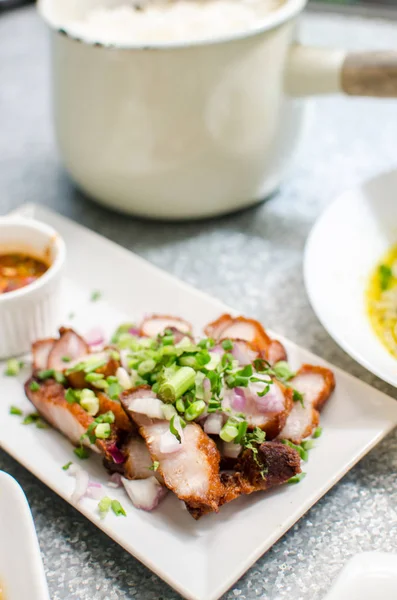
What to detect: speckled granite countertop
<box><xmin>1</xmin><ymin>6</ymin><xmax>397</xmax><ymax>600</ymax></box>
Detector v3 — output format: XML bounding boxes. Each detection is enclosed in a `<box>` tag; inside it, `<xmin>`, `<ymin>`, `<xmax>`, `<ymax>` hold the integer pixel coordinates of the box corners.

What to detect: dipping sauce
<box><xmin>367</xmin><ymin>244</ymin><xmax>397</xmax><ymax>358</ymax></box>
<box><xmin>0</xmin><ymin>253</ymin><xmax>49</xmax><ymax>295</ymax></box>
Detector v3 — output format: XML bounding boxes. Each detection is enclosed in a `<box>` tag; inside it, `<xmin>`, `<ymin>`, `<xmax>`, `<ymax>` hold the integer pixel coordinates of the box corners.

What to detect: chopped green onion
<box><xmin>149</xmin><ymin>461</ymin><xmax>160</xmax><ymax>471</ymax></box>
<box><xmin>282</xmin><ymin>439</ymin><xmax>308</xmax><ymax>462</ymax></box>
<box><xmin>95</xmin><ymin>423</ymin><xmax>111</xmax><ymax>439</ymax></box>
<box><xmin>301</xmin><ymin>439</ymin><xmax>315</xmax><ymax>451</ymax></box>
<box><xmin>158</xmin><ymin>366</ymin><xmax>196</xmax><ymax>403</ymax></box>
<box><xmin>90</xmin><ymin>290</ymin><xmax>102</xmax><ymax>302</ymax></box>
<box><xmin>54</xmin><ymin>371</ymin><xmax>66</xmax><ymax>384</ymax></box>
<box><xmin>83</xmin><ymin>358</ymin><xmax>108</xmax><ymax>373</ymax></box>
<box><xmin>272</xmin><ymin>361</ymin><xmax>295</xmax><ymax>382</ymax></box>
<box><xmin>111</xmin><ymin>499</ymin><xmax>127</xmax><ymax>517</ymax></box>
<box><xmin>175</xmin><ymin>398</ymin><xmax>186</xmax><ymax>413</ymax></box>
<box><xmin>37</xmin><ymin>369</ymin><xmax>55</xmax><ymax>380</ymax></box>
<box><xmin>292</xmin><ymin>389</ymin><xmax>304</xmax><ymax>406</ymax></box>
<box><xmin>22</xmin><ymin>413</ymin><xmax>40</xmax><ymax>425</ymax></box>
<box><xmin>65</xmin><ymin>388</ymin><xmax>78</xmax><ymax>404</ymax></box>
<box><xmin>221</xmin><ymin>339</ymin><xmax>234</xmax><ymax>351</ymax></box>
<box><xmin>107</xmin><ymin>382</ymin><xmax>122</xmax><ymax>400</ymax></box>
<box><xmin>185</xmin><ymin>400</ymin><xmax>206</xmax><ymax>421</ymax></box>
<box><xmin>95</xmin><ymin>411</ymin><xmax>115</xmax><ymax>424</ymax></box>
<box><xmin>85</xmin><ymin>372</ymin><xmax>104</xmax><ymax>383</ymax></box>
<box><xmin>161</xmin><ymin>334</ymin><xmax>174</xmax><ymax>346</ymax></box>
<box><xmin>178</xmin><ymin>356</ymin><xmax>197</xmax><ymax>368</ymax></box>
<box><xmin>195</xmin><ymin>351</ymin><xmax>211</xmax><ymax>367</ymax></box>
<box><xmin>257</xmin><ymin>383</ymin><xmax>271</xmax><ymax>397</ymax></box>
<box><xmin>379</xmin><ymin>264</ymin><xmax>393</xmax><ymax>291</ymax></box>
<box><xmin>287</xmin><ymin>472</ymin><xmax>306</xmax><ymax>484</ymax></box>
<box><xmin>205</xmin><ymin>353</ymin><xmax>220</xmax><ymax>370</ymax></box>
<box><xmin>92</xmin><ymin>379</ymin><xmax>109</xmax><ymax>390</ymax></box>
<box><xmin>197</xmin><ymin>338</ymin><xmax>215</xmax><ymax>349</ymax></box>
<box><xmin>62</xmin><ymin>356</ymin><xmax>71</xmax><ymax>363</ymax></box>
<box><xmin>207</xmin><ymin>399</ymin><xmax>221</xmax><ymax>413</ymax></box>
<box><xmin>9</xmin><ymin>406</ymin><xmax>23</xmax><ymax>416</ymax></box>
<box><xmin>98</xmin><ymin>496</ymin><xmax>112</xmax><ymax>517</ymax></box>
<box><xmin>137</xmin><ymin>359</ymin><xmax>156</xmax><ymax>376</ymax></box>
<box><xmin>109</xmin><ymin>350</ymin><xmax>120</xmax><ymax>361</ymax></box>
<box><xmin>106</xmin><ymin>375</ymin><xmax>118</xmax><ymax>384</ymax></box>
<box><xmin>162</xmin><ymin>403</ymin><xmax>177</xmax><ymax>420</ymax></box>
<box><xmin>234</xmin><ymin>421</ymin><xmax>248</xmax><ymax>444</ymax></box>
<box><xmin>220</xmin><ymin>420</ymin><xmax>239</xmax><ymax>443</ymax></box>
<box><xmin>74</xmin><ymin>446</ymin><xmax>90</xmax><ymax>459</ymax></box>
<box><xmin>36</xmin><ymin>419</ymin><xmax>49</xmax><ymax>429</ymax></box>
<box><xmin>80</xmin><ymin>390</ymin><xmax>99</xmax><ymax>416</ymax></box>
<box><xmin>29</xmin><ymin>381</ymin><xmax>40</xmax><ymax>392</ymax></box>
<box><xmin>4</xmin><ymin>358</ymin><xmax>21</xmax><ymax>376</ymax></box>
<box><xmin>62</xmin><ymin>461</ymin><xmax>73</xmax><ymax>471</ymax></box>
<box><xmin>170</xmin><ymin>415</ymin><xmax>185</xmax><ymax>442</ymax></box>
<box><xmin>313</xmin><ymin>426</ymin><xmax>322</xmax><ymax>439</ymax></box>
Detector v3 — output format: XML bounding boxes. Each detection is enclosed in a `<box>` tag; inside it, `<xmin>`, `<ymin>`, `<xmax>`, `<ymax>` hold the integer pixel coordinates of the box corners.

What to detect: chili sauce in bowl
<box><xmin>0</xmin><ymin>253</ymin><xmax>49</xmax><ymax>295</ymax></box>
<box><xmin>0</xmin><ymin>216</ymin><xmax>65</xmax><ymax>358</ymax></box>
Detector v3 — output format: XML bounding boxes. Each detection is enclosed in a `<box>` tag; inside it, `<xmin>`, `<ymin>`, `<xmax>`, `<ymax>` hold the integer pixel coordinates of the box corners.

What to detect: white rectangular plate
<box><xmin>1</xmin><ymin>204</ymin><xmax>397</xmax><ymax>600</ymax></box>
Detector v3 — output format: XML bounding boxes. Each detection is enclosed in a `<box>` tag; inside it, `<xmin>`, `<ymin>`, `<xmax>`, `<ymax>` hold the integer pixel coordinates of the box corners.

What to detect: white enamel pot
<box><xmin>40</xmin><ymin>0</ymin><xmax>397</xmax><ymax>220</ymax></box>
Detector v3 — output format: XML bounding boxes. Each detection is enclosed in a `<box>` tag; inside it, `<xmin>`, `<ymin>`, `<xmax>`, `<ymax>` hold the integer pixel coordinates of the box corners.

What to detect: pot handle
<box><xmin>285</xmin><ymin>45</ymin><xmax>397</xmax><ymax>97</ymax></box>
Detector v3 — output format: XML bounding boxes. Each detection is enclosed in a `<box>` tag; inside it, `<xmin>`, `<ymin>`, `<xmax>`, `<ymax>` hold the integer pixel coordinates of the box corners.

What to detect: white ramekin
<box><xmin>0</xmin><ymin>216</ymin><xmax>66</xmax><ymax>358</ymax></box>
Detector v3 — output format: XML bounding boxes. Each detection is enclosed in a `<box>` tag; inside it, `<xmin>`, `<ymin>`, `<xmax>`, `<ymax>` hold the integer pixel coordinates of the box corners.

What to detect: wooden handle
<box><xmin>341</xmin><ymin>51</ymin><xmax>397</xmax><ymax>97</ymax></box>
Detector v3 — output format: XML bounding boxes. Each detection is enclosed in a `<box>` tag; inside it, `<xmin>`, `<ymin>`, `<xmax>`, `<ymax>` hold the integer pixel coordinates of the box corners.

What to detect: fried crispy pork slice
<box><xmin>278</xmin><ymin>365</ymin><xmax>335</xmax><ymax>444</ymax></box>
<box><xmin>188</xmin><ymin>442</ymin><xmax>301</xmax><ymax>519</ymax></box>
<box><xmin>47</xmin><ymin>327</ymin><xmax>89</xmax><ymax>371</ymax></box>
<box><xmin>121</xmin><ymin>387</ymin><xmax>224</xmax><ymax>514</ymax></box>
<box><xmin>222</xmin><ymin>380</ymin><xmax>293</xmax><ymax>439</ymax></box>
<box><xmin>140</xmin><ymin>315</ymin><xmax>192</xmax><ymax>338</ymax></box>
<box><xmin>32</xmin><ymin>338</ymin><xmax>56</xmax><ymax>371</ymax></box>
<box><xmin>122</xmin><ymin>436</ymin><xmax>164</xmax><ymax>483</ymax></box>
<box><xmin>205</xmin><ymin>314</ymin><xmax>287</xmax><ymax>365</ymax></box>
<box><xmin>25</xmin><ymin>377</ymin><xmax>100</xmax><ymax>451</ymax></box>
<box><xmin>25</xmin><ymin>378</ymin><xmax>125</xmax><ymax>460</ymax></box>
<box><xmin>97</xmin><ymin>392</ymin><xmax>132</xmax><ymax>433</ymax></box>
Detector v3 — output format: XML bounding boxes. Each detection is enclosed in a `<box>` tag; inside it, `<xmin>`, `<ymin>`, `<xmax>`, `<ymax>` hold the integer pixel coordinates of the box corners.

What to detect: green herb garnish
<box><xmin>98</xmin><ymin>496</ymin><xmax>112</xmax><ymax>518</ymax></box>
<box><xmin>73</xmin><ymin>446</ymin><xmax>90</xmax><ymax>459</ymax></box>
<box><xmin>111</xmin><ymin>499</ymin><xmax>127</xmax><ymax>517</ymax></box>
<box><xmin>149</xmin><ymin>461</ymin><xmax>160</xmax><ymax>471</ymax></box>
<box><xmin>313</xmin><ymin>426</ymin><xmax>322</xmax><ymax>439</ymax></box>
<box><xmin>29</xmin><ymin>381</ymin><xmax>40</xmax><ymax>392</ymax></box>
<box><xmin>90</xmin><ymin>290</ymin><xmax>102</xmax><ymax>302</ymax></box>
<box><xmin>287</xmin><ymin>472</ymin><xmax>306</xmax><ymax>484</ymax></box>
<box><xmin>22</xmin><ymin>413</ymin><xmax>40</xmax><ymax>425</ymax></box>
<box><xmin>292</xmin><ymin>389</ymin><xmax>304</xmax><ymax>406</ymax></box>
<box><xmin>62</xmin><ymin>461</ymin><xmax>73</xmax><ymax>471</ymax></box>
<box><xmin>62</xmin><ymin>356</ymin><xmax>71</xmax><ymax>363</ymax></box>
<box><xmin>282</xmin><ymin>439</ymin><xmax>308</xmax><ymax>462</ymax></box>
<box><xmin>9</xmin><ymin>406</ymin><xmax>23</xmax><ymax>416</ymax></box>
<box><xmin>4</xmin><ymin>359</ymin><xmax>22</xmax><ymax>376</ymax></box>
<box><xmin>272</xmin><ymin>361</ymin><xmax>295</xmax><ymax>382</ymax></box>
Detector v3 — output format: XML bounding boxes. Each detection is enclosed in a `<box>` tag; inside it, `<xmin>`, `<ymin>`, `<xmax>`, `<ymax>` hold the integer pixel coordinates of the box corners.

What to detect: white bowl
<box><xmin>0</xmin><ymin>471</ymin><xmax>50</xmax><ymax>600</ymax></box>
<box><xmin>0</xmin><ymin>216</ymin><xmax>66</xmax><ymax>359</ymax></box>
<box><xmin>304</xmin><ymin>169</ymin><xmax>397</xmax><ymax>387</ymax></box>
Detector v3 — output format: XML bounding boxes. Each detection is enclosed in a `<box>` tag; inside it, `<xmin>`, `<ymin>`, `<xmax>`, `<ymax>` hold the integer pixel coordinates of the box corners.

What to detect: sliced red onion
<box><xmin>108</xmin><ymin>473</ymin><xmax>122</xmax><ymax>488</ymax></box>
<box><xmin>107</xmin><ymin>443</ymin><xmax>126</xmax><ymax>465</ymax></box>
<box><xmin>232</xmin><ymin>387</ymin><xmax>246</xmax><ymax>412</ymax></box>
<box><xmin>128</xmin><ymin>327</ymin><xmax>141</xmax><ymax>336</ymax></box>
<box><xmin>159</xmin><ymin>429</ymin><xmax>183</xmax><ymax>454</ymax></box>
<box><xmin>223</xmin><ymin>441</ymin><xmax>242</xmax><ymax>459</ymax></box>
<box><xmin>250</xmin><ymin>380</ymin><xmax>285</xmax><ymax>413</ymax></box>
<box><xmin>210</xmin><ymin>345</ymin><xmax>224</xmax><ymax>356</ymax></box>
<box><xmin>68</xmin><ymin>465</ymin><xmax>90</xmax><ymax>504</ymax></box>
<box><xmin>203</xmin><ymin>378</ymin><xmax>211</xmax><ymax>403</ymax></box>
<box><xmin>127</xmin><ymin>397</ymin><xmax>165</xmax><ymax>420</ymax></box>
<box><xmin>232</xmin><ymin>341</ymin><xmax>257</xmax><ymax>366</ymax></box>
<box><xmin>85</xmin><ymin>327</ymin><xmax>105</xmax><ymax>348</ymax></box>
<box><xmin>204</xmin><ymin>413</ymin><xmax>223</xmax><ymax>435</ymax></box>
<box><xmin>86</xmin><ymin>482</ymin><xmax>103</xmax><ymax>500</ymax></box>
<box><xmin>116</xmin><ymin>366</ymin><xmax>131</xmax><ymax>390</ymax></box>
<box><xmin>122</xmin><ymin>476</ymin><xmax>167</xmax><ymax>511</ymax></box>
